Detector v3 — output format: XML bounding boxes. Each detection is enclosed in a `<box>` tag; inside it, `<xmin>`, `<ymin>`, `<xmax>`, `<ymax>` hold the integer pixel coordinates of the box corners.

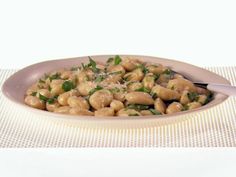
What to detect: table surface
<box><xmin>0</xmin><ymin>67</ymin><xmax>236</xmax><ymax>147</ymax></box>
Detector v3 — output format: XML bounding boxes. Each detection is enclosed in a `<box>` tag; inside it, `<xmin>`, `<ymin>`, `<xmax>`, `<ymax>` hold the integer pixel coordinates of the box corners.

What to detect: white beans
<box><xmin>154</xmin><ymin>98</ymin><xmax>166</xmax><ymax>114</ymax></box>
<box><xmin>152</xmin><ymin>85</ymin><xmax>180</xmax><ymax>101</ymax></box>
<box><xmin>46</xmin><ymin>102</ymin><xmax>60</xmax><ymax>112</ymax></box>
<box><xmin>77</xmin><ymin>69</ymin><xmax>95</xmax><ymax>83</ymax></box>
<box><xmin>26</xmin><ymin>84</ymin><xmax>38</xmax><ymax>95</ymax></box>
<box><xmin>127</xmin><ymin>82</ymin><xmax>143</xmax><ymax>92</ymax></box>
<box><xmin>198</xmin><ymin>95</ymin><xmax>207</xmax><ymax>105</ymax></box>
<box><xmin>25</xmin><ymin>56</ymin><xmax>212</xmax><ymax>117</ymax></box>
<box><xmin>36</xmin><ymin>89</ymin><xmax>51</xmax><ymax>98</ymax></box>
<box><xmin>187</xmin><ymin>102</ymin><xmax>201</xmax><ymax>110</ymax></box>
<box><xmin>146</xmin><ymin>65</ymin><xmax>165</xmax><ymax>74</ymax></box>
<box><xmin>60</xmin><ymin>70</ymin><xmax>72</xmax><ymax>79</ymax></box>
<box><xmin>122</xmin><ymin>57</ymin><xmax>142</xmax><ymax>71</ymax></box>
<box><xmin>77</xmin><ymin>81</ymin><xmax>97</xmax><ymax>96</ymax></box>
<box><xmin>142</xmin><ymin>74</ymin><xmax>155</xmax><ymax>90</ymax></box>
<box><xmin>25</xmin><ymin>95</ymin><xmax>45</xmax><ymax>109</ymax></box>
<box><xmin>68</xmin><ymin>96</ymin><xmax>90</xmax><ymax>110</ymax></box>
<box><xmin>140</xmin><ymin>110</ymin><xmax>153</xmax><ymax>116</ymax></box>
<box><xmin>57</xmin><ymin>89</ymin><xmax>79</xmax><ymax>106</ymax></box>
<box><xmin>180</xmin><ymin>90</ymin><xmax>191</xmax><ymax>105</ymax></box>
<box><xmin>166</xmin><ymin>102</ymin><xmax>183</xmax><ymax>114</ymax></box>
<box><xmin>89</xmin><ymin>89</ymin><xmax>113</xmax><ymax>110</ymax></box>
<box><xmin>110</xmin><ymin>100</ymin><xmax>124</xmax><ymax>112</ymax></box>
<box><xmin>54</xmin><ymin>106</ymin><xmax>71</xmax><ymax>114</ymax></box>
<box><xmin>116</xmin><ymin>109</ymin><xmax>141</xmax><ymax>116</ymax></box>
<box><xmin>69</xmin><ymin>107</ymin><xmax>94</xmax><ymax>116</ymax></box>
<box><xmin>95</xmin><ymin>107</ymin><xmax>115</xmax><ymax>116</ymax></box>
<box><xmin>123</xmin><ymin>68</ymin><xmax>144</xmax><ymax>82</ymax></box>
<box><xmin>167</xmin><ymin>78</ymin><xmax>196</xmax><ymax>93</ymax></box>
<box><xmin>113</xmin><ymin>92</ymin><xmax>126</xmax><ymax>102</ymax></box>
<box><xmin>50</xmin><ymin>80</ymin><xmax>64</xmax><ymax>96</ymax></box>
<box><xmin>125</xmin><ymin>92</ymin><xmax>154</xmax><ymax>105</ymax></box>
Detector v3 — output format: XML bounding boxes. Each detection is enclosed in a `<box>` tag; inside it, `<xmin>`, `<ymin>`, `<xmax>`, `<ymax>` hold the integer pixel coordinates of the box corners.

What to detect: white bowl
<box><xmin>2</xmin><ymin>55</ymin><xmax>230</xmax><ymax>128</ymax></box>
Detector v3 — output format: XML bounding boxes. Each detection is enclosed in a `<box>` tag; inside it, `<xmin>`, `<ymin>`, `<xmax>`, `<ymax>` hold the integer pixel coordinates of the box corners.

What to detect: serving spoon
<box><xmin>192</xmin><ymin>82</ymin><xmax>236</xmax><ymax>96</ymax></box>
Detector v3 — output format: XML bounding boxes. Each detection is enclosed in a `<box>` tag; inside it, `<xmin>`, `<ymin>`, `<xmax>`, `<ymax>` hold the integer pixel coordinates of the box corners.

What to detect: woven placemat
<box><xmin>0</xmin><ymin>67</ymin><xmax>236</xmax><ymax>147</ymax></box>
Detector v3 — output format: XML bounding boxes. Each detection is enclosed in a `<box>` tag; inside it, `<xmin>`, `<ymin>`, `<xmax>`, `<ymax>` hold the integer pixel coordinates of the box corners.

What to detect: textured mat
<box><xmin>0</xmin><ymin>67</ymin><xmax>236</xmax><ymax>147</ymax></box>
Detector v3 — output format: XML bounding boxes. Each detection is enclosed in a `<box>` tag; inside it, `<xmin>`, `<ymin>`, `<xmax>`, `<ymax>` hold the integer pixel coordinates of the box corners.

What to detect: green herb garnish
<box><xmin>162</xmin><ymin>69</ymin><xmax>172</xmax><ymax>75</ymax></box>
<box><xmin>39</xmin><ymin>93</ymin><xmax>48</xmax><ymax>102</ymax></box>
<box><xmin>109</xmin><ymin>87</ymin><xmax>120</xmax><ymax>93</ymax></box>
<box><xmin>31</xmin><ymin>92</ymin><xmax>37</xmax><ymax>96</ymax></box>
<box><xmin>47</xmin><ymin>95</ymin><xmax>58</xmax><ymax>104</ymax></box>
<box><xmin>127</xmin><ymin>104</ymin><xmax>149</xmax><ymax>111</ymax></box>
<box><xmin>153</xmin><ymin>74</ymin><xmax>160</xmax><ymax>81</ymax></box>
<box><xmin>48</xmin><ymin>86</ymin><xmax>52</xmax><ymax>91</ymax></box>
<box><xmin>114</xmin><ymin>55</ymin><xmax>122</xmax><ymax>65</ymax></box>
<box><xmin>95</xmin><ymin>75</ymin><xmax>106</xmax><ymax>82</ymax></box>
<box><xmin>109</xmin><ymin>71</ymin><xmax>123</xmax><ymax>75</ymax></box>
<box><xmin>88</xmin><ymin>85</ymin><xmax>103</xmax><ymax>95</ymax></box>
<box><xmin>138</xmin><ymin>64</ymin><xmax>148</xmax><ymax>74</ymax></box>
<box><xmin>135</xmin><ymin>87</ymin><xmax>150</xmax><ymax>93</ymax></box>
<box><xmin>107</xmin><ymin>57</ymin><xmax>114</xmax><ymax>63</ymax></box>
<box><xmin>49</xmin><ymin>73</ymin><xmax>61</xmax><ymax>82</ymax></box>
<box><xmin>182</xmin><ymin>105</ymin><xmax>189</xmax><ymax>111</ymax></box>
<box><xmin>123</xmin><ymin>75</ymin><xmax>132</xmax><ymax>81</ymax></box>
<box><xmin>128</xmin><ymin>113</ymin><xmax>140</xmax><ymax>116</ymax></box>
<box><xmin>62</xmin><ymin>81</ymin><xmax>75</xmax><ymax>92</ymax></box>
<box><xmin>149</xmin><ymin>109</ymin><xmax>161</xmax><ymax>115</ymax></box>
<box><xmin>39</xmin><ymin>79</ymin><xmax>45</xmax><ymax>83</ymax></box>
<box><xmin>187</xmin><ymin>92</ymin><xmax>199</xmax><ymax>102</ymax></box>
<box><xmin>47</xmin><ymin>98</ymin><xmax>55</xmax><ymax>104</ymax></box>
<box><xmin>88</xmin><ymin>56</ymin><xmax>100</xmax><ymax>73</ymax></box>
<box><xmin>150</xmin><ymin>92</ymin><xmax>157</xmax><ymax>99</ymax></box>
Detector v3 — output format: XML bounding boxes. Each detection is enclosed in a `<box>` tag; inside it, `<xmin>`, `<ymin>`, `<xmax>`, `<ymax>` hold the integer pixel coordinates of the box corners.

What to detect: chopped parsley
<box><xmin>149</xmin><ymin>109</ymin><xmax>161</xmax><ymax>115</ymax></box>
<box><xmin>38</xmin><ymin>78</ymin><xmax>45</xmax><ymax>83</ymax></box>
<box><xmin>49</xmin><ymin>73</ymin><xmax>61</xmax><ymax>82</ymax></box>
<box><xmin>153</xmin><ymin>74</ymin><xmax>160</xmax><ymax>81</ymax></box>
<box><xmin>47</xmin><ymin>95</ymin><xmax>58</xmax><ymax>104</ymax></box>
<box><xmin>95</xmin><ymin>75</ymin><xmax>106</xmax><ymax>82</ymax></box>
<box><xmin>187</xmin><ymin>92</ymin><xmax>199</xmax><ymax>102</ymax></box>
<box><xmin>162</xmin><ymin>69</ymin><xmax>172</xmax><ymax>75</ymax></box>
<box><xmin>62</xmin><ymin>81</ymin><xmax>75</xmax><ymax>92</ymax></box>
<box><xmin>114</xmin><ymin>55</ymin><xmax>122</xmax><ymax>65</ymax></box>
<box><xmin>150</xmin><ymin>92</ymin><xmax>157</xmax><ymax>99</ymax></box>
<box><xmin>39</xmin><ymin>93</ymin><xmax>48</xmax><ymax>102</ymax></box>
<box><xmin>135</xmin><ymin>87</ymin><xmax>150</xmax><ymax>93</ymax></box>
<box><xmin>127</xmin><ymin>104</ymin><xmax>149</xmax><ymax>111</ymax></box>
<box><xmin>88</xmin><ymin>56</ymin><xmax>100</xmax><ymax>73</ymax></box>
<box><xmin>106</xmin><ymin>55</ymin><xmax>122</xmax><ymax>65</ymax></box>
<box><xmin>81</xmin><ymin>57</ymin><xmax>100</xmax><ymax>73</ymax></box>
<box><xmin>107</xmin><ymin>57</ymin><xmax>114</xmax><ymax>63</ymax></box>
<box><xmin>31</xmin><ymin>92</ymin><xmax>37</xmax><ymax>96</ymax></box>
<box><xmin>109</xmin><ymin>71</ymin><xmax>123</xmax><ymax>75</ymax></box>
<box><xmin>182</xmin><ymin>105</ymin><xmax>189</xmax><ymax>111</ymax></box>
<box><xmin>138</xmin><ymin>64</ymin><xmax>149</xmax><ymax>74</ymax></box>
<box><xmin>109</xmin><ymin>87</ymin><xmax>120</xmax><ymax>93</ymax></box>
<box><xmin>88</xmin><ymin>85</ymin><xmax>103</xmax><ymax>95</ymax></box>
<box><xmin>128</xmin><ymin>113</ymin><xmax>140</xmax><ymax>116</ymax></box>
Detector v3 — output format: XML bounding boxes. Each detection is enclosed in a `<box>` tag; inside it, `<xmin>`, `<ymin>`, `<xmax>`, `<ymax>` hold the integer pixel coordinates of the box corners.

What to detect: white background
<box><xmin>0</xmin><ymin>0</ymin><xmax>236</xmax><ymax>177</ymax></box>
<box><xmin>0</xmin><ymin>0</ymin><xmax>236</xmax><ymax>69</ymax></box>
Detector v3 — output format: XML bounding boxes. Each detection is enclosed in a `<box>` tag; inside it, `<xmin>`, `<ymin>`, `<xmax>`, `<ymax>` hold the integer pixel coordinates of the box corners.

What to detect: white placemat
<box><xmin>0</xmin><ymin>67</ymin><xmax>236</xmax><ymax>147</ymax></box>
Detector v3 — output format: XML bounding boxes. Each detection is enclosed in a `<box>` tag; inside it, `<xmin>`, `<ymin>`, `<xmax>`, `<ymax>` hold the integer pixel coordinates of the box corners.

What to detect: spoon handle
<box><xmin>207</xmin><ymin>84</ymin><xmax>236</xmax><ymax>96</ymax></box>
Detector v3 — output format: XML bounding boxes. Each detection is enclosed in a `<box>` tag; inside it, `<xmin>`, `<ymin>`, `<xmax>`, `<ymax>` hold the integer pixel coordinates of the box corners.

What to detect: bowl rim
<box><xmin>2</xmin><ymin>54</ymin><xmax>230</xmax><ymax>122</ymax></box>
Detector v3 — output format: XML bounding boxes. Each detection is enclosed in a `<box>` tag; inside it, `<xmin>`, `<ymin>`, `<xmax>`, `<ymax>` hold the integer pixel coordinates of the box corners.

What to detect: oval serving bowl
<box><xmin>2</xmin><ymin>55</ymin><xmax>230</xmax><ymax>128</ymax></box>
